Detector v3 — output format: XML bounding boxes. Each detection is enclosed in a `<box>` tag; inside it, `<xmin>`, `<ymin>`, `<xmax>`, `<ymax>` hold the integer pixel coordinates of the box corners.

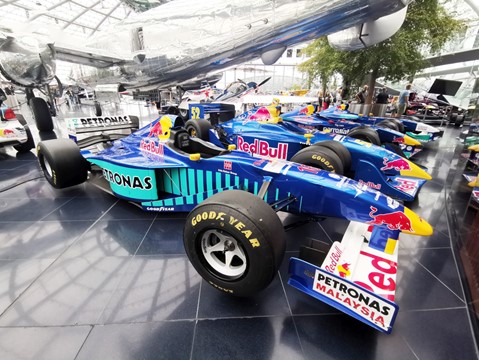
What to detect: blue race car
<box><xmin>37</xmin><ymin>114</ymin><xmax>432</xmax><ymax>333</ymax></box>
<box><xmin>184</xmin><ymin>105</ymin><xmax>432</xmax><ymax>201</ymax></box>
<box><xmin>319</xmin><ymin>106</ymin><xmax>444</xmax><ymax>144</ymax></box>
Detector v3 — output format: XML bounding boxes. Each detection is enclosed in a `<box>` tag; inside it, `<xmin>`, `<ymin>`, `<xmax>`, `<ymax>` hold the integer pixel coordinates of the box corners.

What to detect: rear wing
<box><xmin>288</xmin><ymin>222</ymin><xmax>400</xmax><ymax>333</ymax></box>
<box><xmin>65</xmin><ymin>115</ymin><xmax>139</xmax><ymax>149</ymax></box>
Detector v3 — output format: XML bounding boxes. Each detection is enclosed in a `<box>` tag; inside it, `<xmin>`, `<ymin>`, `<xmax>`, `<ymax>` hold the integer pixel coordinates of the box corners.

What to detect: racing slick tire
<box><xmin>29</xmin><ymin>97</ymin><xmax>54</xmax><ymax>132</ymax></box>
<box><xmin>185</xmin><ymin>119</ymin><xmax>213</xmax><ymax>141</ymax></box>
<box><xmin>347</xmin><ymin>126</ymin><xmax>381</xmax><ymax>146</ymax></box>
<box><xmin>184</xmin><ymin>190</ymin><xmax>286</xmax><ymax>296</ymax></box>
<box><xmin>376</xmin><ymin>119</ymin><xmax>399</xmax><ymax>132</ymax></box>
<box><xmin>291</xmin><ymin>146</ymin><xmax>344</xmax><ymax>174</ymax></box>
<box><xmin>385</xmin><ymin>142</ymin><xmax>407</xmax><ymax>158</ymax></box>
<box><xmin>13</xmin><ymin>114</ymin><xmax>35</xmax><ymax>153</ymax></box>
<box><xmin>312</xmin><ymin>140</ymin><xmax>351</xmax><ymax>172</ymax></box>
<box><xmin>37</xmin><ymin>139</ymin><xmax>89</xmax><ymax>189</ymax></box>
<box><xmin>385</xmin><ymin>118</ymin><xmax>405</xmax><ymax>133</ymax></box>
<box><xmin>94</xmin><ymin>101</ymin><xmax>102</xmax><ymax>117</ymax></box>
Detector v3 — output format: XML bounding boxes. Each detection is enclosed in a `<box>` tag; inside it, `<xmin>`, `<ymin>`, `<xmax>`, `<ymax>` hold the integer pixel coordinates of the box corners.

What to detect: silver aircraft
<box><xmin>0</xmin><ymin>0</ymin><xmax>410</xmax><ymax>126</ymax></box>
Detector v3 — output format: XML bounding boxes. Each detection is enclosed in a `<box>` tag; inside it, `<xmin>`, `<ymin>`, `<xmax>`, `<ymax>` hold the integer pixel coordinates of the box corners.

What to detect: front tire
<box><xmin>29</xmin><ymin>97</ymin><xmax>54</xmax><ymax>132</ymax></box>
<box><xmin>184</xmin><ymin>190</ymin><xmax>286</xmax><ymax>296</ymax></box>
<box><xmin>290</xmin><ymin>146</ymin><xmax>344</xmax><ymax>174</ymax></box>
<box><xmin>347</xmin><ymin>126</ymin><xmax>381</xmax><ymax>146</ymax></box>
<box><xmin>37</xmin><ymin>139</ymin><xmax>89</xmax><ymax>189</ymax></box>
<box><xmin>185</xmin><ymin>119</ymin><xmax>213</xmax><ymax>141</ymax></box>
<box><xmin>312</xmin><ymin>140</ymin><xmax>351</xmax><ymax>172</ymax></box>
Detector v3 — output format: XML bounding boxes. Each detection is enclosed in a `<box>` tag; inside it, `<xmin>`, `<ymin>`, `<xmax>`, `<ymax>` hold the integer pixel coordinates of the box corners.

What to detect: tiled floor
<box><xmin>0</xmin><ymin>100</ymin><xmax>478</xmax><ymax>359</ymax></box>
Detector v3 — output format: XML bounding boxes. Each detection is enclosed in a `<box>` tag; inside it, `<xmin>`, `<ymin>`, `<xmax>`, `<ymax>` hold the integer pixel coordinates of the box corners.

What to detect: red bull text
<box><xmin>237</xmin><ymin>136</ymin><xmax>288</xmax><ymax>160</ymax></box>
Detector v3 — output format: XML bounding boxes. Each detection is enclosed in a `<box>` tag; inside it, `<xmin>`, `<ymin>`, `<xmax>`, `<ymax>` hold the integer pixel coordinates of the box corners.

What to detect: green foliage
<box><xmin>299</xmin><ymin>0</ymin><xmax>465</xmax><ymax>101</ymax></box>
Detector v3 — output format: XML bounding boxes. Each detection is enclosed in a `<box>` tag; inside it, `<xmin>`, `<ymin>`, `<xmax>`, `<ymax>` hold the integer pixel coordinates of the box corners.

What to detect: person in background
<box><xmin>355</xmin><ymin>85</ymin><xmax>368</xmax><ymax>104</ymax></box>
<box><xmin>376</xmin><ymin>87</ymin><xmax>389</xmax><ymax>104</ymax></box>
<box><xmin>396</xmin><ymin>84</ymin><xmax>412</xmax><ymax>117</ymax></box>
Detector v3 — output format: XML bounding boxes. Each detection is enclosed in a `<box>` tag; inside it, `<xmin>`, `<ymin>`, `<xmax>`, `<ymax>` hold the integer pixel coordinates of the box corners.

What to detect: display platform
<box><xmin>0</xmin><ymin>101</ymin><xmax>477</xmax><ymax>359</ymax></box>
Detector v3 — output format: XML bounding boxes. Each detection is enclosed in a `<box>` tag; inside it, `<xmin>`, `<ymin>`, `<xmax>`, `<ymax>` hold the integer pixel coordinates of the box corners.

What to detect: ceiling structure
<box><xmin>1</xmin><ymin>0</ymin><xmax>479</xmax><ymax>102</ymax></box>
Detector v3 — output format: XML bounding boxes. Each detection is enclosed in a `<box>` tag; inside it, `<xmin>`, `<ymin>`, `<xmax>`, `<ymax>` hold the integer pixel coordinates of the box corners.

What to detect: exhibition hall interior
<box><xmin>1</xmin><ymin>0</ymin><xmax>479</xmax><ymax>359</ymax></box>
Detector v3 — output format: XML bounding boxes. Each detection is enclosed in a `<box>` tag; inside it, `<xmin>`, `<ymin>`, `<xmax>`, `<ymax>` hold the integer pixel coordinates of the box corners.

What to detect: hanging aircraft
<box><xmin>0</xmin><ymin>0</ymin><xmax>411</xmax><ymax>130</ymax></box>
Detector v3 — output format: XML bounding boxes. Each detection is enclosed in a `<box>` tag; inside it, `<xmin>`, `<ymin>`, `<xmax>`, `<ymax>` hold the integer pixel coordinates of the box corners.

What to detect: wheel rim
<box><xmin>43</xmin><ymin>156</ymin><xmax>53</xmax><ymax>177</ymax></box>
<box><xmin>188</xmin><ymin>127</ymin><xmax>197</xmax><ymax>137</ymax></box>
<box><xmin>200</xmin><ymin>229</ymin><xmax>247</xmax><ymax>279</ymax></box>
<box><xmin>179</xmin><ymin>109</ymin><xmax>188</xmax><ymax>117</ymax></box>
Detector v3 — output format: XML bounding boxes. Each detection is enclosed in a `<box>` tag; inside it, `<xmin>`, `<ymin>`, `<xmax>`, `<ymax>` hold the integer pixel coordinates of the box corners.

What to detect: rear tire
<box><xmin>184</xmin><ymin>190</ymin><xmax>286</xmax><ymax>296</ymax></box>
<box><xmin>347</xmin><ymin>126</ymin><xmax>381</xmax><ymax>146</ymax></box>
<box><xmin>386</xmin><ymin>118</ymin><xmax>405</xmax><ymax>133</ymax></box>
<box><xmin>37</xmin><ymin>139</ymin><xmax>89</xmax><ymax>189</ymax></box>
<box><xmin>178</xmin><ymin>108</ymin><xmax>189</xmax><ymax>121</ymax></box>
<box><xmin>376</xmin><ymin>119</ymin><xmax>399</xmax><ymax>131</ymax></box>
<box><xmin>291</xmin><ymin>146</ymin><xmax>344</xmax><ymax>174</ymax></box>
<box><xmin>185</xmin><ymin>119</ymin><xmax>213</xmax><ymax>141</ymax></box>
<box><xmin>29</xmin><ymin>97</ymin><xmax>54</xmax><ymax>132</ymax></box>
<box><xmin>312</xmin><ymin>140</ymin><xmax>351</xmax><ymax>172</ymax></box>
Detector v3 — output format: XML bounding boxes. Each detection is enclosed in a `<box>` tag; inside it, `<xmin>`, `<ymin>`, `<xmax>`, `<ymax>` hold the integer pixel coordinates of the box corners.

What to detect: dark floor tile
<box><xmin>42</xmin><ymin>196</ymin><xmax>118</xmax><ymax>221</ymax></box>
<box><xmin>0</xmin><ymin>258</ymin><xmax>54</xmax><ymax>315</ymax></box>
<box><xmin>192</xmin><ymin>317</ymin><xmax>304</xmax><ymax>360</ymax></box>
<box><xmin>396</xmin><ymin>308</ymin><xmax>477</xmax><ymax>360</ymax></box>
<box><xmin>62</xmin><ymin>219</ymin><xmax>152</xmax><ymax>258</ymax></box>
<box><xmin>0</xmin><ymin>257</ymin><xmax>132</xmax><ymax>326</ymax></box>
<box><xmin>295</xmin><ymin>314</ymin><xmax>416</xmax><ymax>360</ymax></box>
<box><xmin>101</xmin><ymin>200</ymin><xmax>157</xmax><ymax>220</ymax></box>
<box><xmin>76</xmin><ymin>321</ymin><xmax>194</xmax><ymax>360</ymax></box>
<box><xmin>399</xmin><ymin>228</ymin><xmax>451</xmax><ymax>249</ymax></box>
<box><xmin>136</xmin><ymin>218</ymin><xmax>186</xmax><ymax>255</ymax></box>
<box><xmin>99</xmin><ymin>255</ymin><xmax>201</xmax><ymax>323</ymax></box>
<box><xmin>0</xmin><ymin>325</ymin><xmax>91</xmax><ymax>360</ymax></box>
<box><xmin>0</xmin><ymin>197</ymin><xmax>72</xmax><ymax>221</ymax></box>
<box><xmin>396</xmin><ymin>248</ymin><xmax>465</xmax><ymax>311</ymax></box>
<box><xmin>0</xmin><ymin>220</ymin><xmax>93</xmax><ymax>260</ymax></box>
<box><xmin>198</xmin><ymin>275</ymin><xmax>290</xmax><ymax>319</ymax></box>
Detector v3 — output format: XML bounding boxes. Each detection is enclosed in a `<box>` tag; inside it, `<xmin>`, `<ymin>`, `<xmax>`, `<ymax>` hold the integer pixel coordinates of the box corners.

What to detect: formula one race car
<box><xmin>37</xmin><ymin>114</ymin><xmax>433</xmax><ymax>333</ymax></box>
<box><xmin>0</xmin><ymin>103</ymin><xmax>35</xmax><ymax>153</ymax></box>
<box><xmin>319</xmin><ymin>107</ymin><xmax>444</xmax><ymax>144</ymax></box>
<box><xmin>183</xmin><ymin>105</ymin><xmax>432</xmax><ymax>201</ymax></box>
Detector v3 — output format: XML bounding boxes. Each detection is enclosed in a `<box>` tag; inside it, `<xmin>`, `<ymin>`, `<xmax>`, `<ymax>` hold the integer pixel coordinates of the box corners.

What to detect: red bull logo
<box><xmin>140</xmin><ymin>139</ymin><xmax>164</xmax><ymax>156</ymax></box>
<box><xmin>368</xmin><ymin>206</ymin><xmax>413</xmax><ymax>232</ymax></box>
<box><xmin>380</xmin><ymin>157</ymin><xmax>411</xmax><ymax>171</ymax></box>
<box><xmin>392</xmin><ymin>137</ymin><xmax>405</xmax><ymax>144</ymax></box>
<box><xmin>243</xmin><ymin>107</ymin><xmax>273</xmax><ymax>124</ymax></box>
<box><xmin>237</xmin><ymin>136</ymin><xmax>288</xmax><ymax>160</ymax></box>
<box><xmin>0</xmin><ymin>129</ymin><xmax>15</xmax><ymax>137</ymax></box>
<box><xmin>148</xmin><ymin>121</ymin><xmax>163</xmax><ymax>137</ymax></box>
<box><xmin>338</xmin><ymin>263</ymin><xmax>351</xmax><ymax>278</ymax></box>
<box><xmin>297</xmin><ymin>164</ymin><xmax>320</xmax><ymax>174</ymax></box>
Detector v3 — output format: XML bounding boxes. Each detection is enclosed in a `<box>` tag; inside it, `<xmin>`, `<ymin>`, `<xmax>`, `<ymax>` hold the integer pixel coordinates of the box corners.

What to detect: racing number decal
<box><xmin>191</xmin><ymin>107</ymin><xmax>201</xmax><ymax>120</ymax></box>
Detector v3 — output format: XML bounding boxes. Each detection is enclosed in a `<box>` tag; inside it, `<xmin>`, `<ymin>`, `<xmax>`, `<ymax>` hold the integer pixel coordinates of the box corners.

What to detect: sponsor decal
<box><xmin>241</xmin><ymin>107</ymin><xmax>273</xmax><ymax>124</ymax></box>
<box><xmin>393</xmin><ymin>178</ymin><xmax>418</xmax><ymax>196</ymax></box>
<box><xmin>338</xmin><ymin>263</ymin><xmax>351</xmax><ymax>278</ymax></box>
<box><xmin>0</xmin><ymin>129</ymin><xmax>15</xmax><ymax>138</ymax></box>
<box><xmin>328</xmin><ymin>173</ymin><xmax>342</xmax><ymax>180</ymax></box>
<box><xmin>380</xmin><ymin>157</ymin><xmax>411</xmax><ymax>171</ymax></box>
<box><xmin>313</xmin><ymin>270</ymin><xmax>395</xmax><ymax>331</ymax></box>
<box><xmin>148</xmin><ymin>115</ymin><xmax>172</xmax><ymax>141</ymax></box>
<box><xmin>368</xmin><ymin>206</ymin><xmax>413</xmax><ymax>232</ymax></box>
<box><xmin>102</xmin><ymin>169</ymin><xmax>152</xmax><ymax>190</ymax></box>
<box><xmin>358</xmin><ymin>179</ymin><xmax>381</xmax><ymax>190</ymax></box>
<box><xmin>322</xmin><ymin>127</ymin><xmax>349</xmax><ymax>135</ymax></box>
<box><xmin>386</xmin><ymin>197</ymin><xmax>400</xmax><ymax>210</ymax></box>
<box><xmin>392</xmin><ymin>136</ymin><xmax>404</xmax><ymax>144</ymax></box>
<box><xmin>146</xmin><ymin>206</ymin><xmax>175</xmax><ymax>211</ymax></box>
<box><xmin>140</xmin><ymin>139</ymin><xmax>164</xmax><ymax>156</ymax></box>
<box><xmin>323</xmin><ymin>244</ymin><xmax>344</xmax><ymax>273</ymax></box>
<box><xmin>297</xmin><ymin>164</ymin><xmax>320</xmax><ymax>174</ymax></box>
<box><xmin>224</xmin><ymin>160</ymin><xmax>232</xmax><ymax>171</ymax></box>
<box><xmin>191</xmin><ymin>211</ymin><xmax>260</xmax><ymax>248</ymax></box>
<box><xmin>69</xmin><ymin>115</ymin><xmax>131</xmax><ymax>128</ymax></box>
<box><xmin>353</xmin><ymin>139</ymin><xmax>372</xmax><ymax>147</ymax></box>
<box><xmin>237</xmin><ymin>136</ymin><xmax>288</xmax><ymax>160</ymax></box>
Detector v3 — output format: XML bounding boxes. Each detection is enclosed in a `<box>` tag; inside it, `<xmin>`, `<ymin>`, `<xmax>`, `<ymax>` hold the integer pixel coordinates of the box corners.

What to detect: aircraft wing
<box><xmin>54</xmin><ymin>45</ymin><xmax>127</xmax><ymax>68</ymax></box>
